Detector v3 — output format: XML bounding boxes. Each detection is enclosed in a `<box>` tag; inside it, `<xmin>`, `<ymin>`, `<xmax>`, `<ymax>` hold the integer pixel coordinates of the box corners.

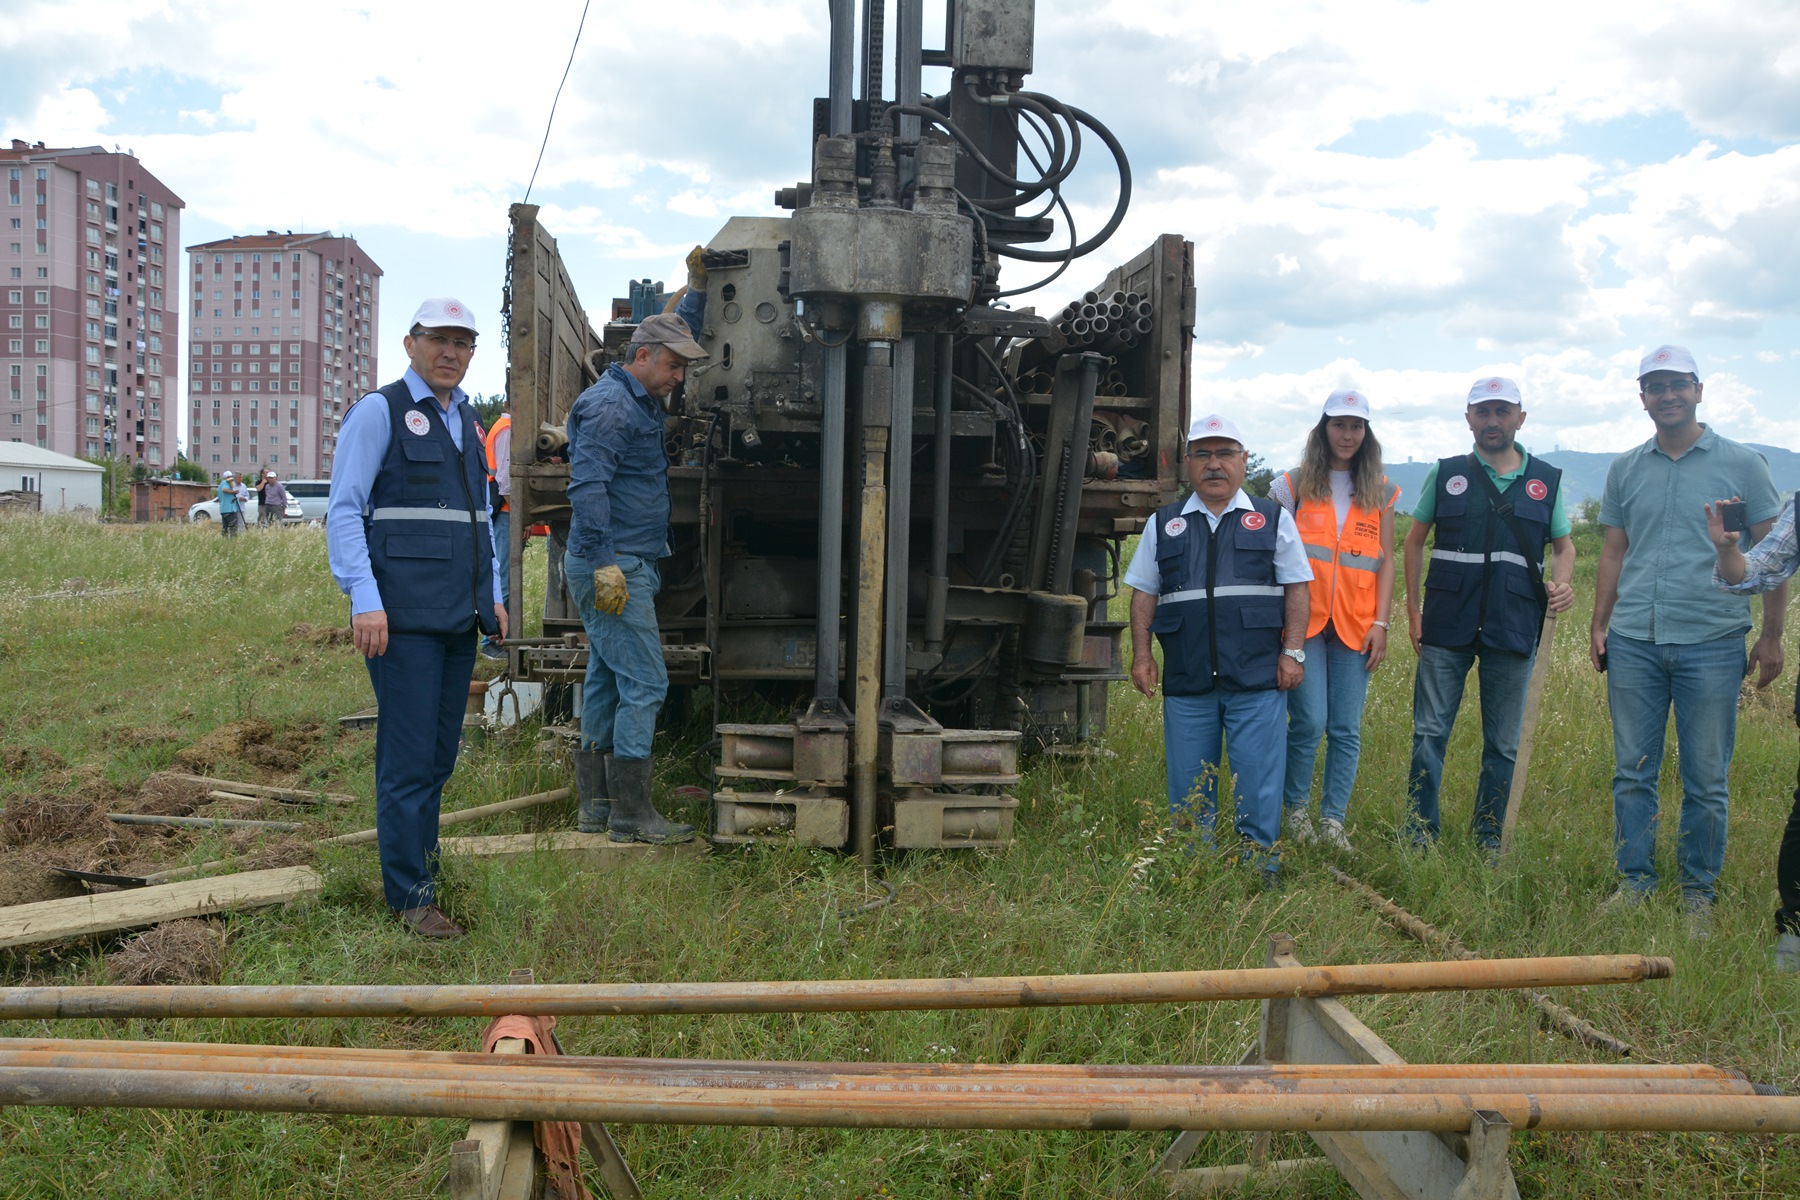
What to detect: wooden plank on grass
<box><xmin>161</xmin><ymin>774</ymin><xmax>356</xmax><ymax>806</ymax></box>
<box><xmin>438</xmin><ymin>832</ymin><xmax>706</xmax><ymax>869</ymax></box>
<box><xmin>0</xmin><ymin>867</ymin><xmax>323</xmax><ymax>950</ymax></box>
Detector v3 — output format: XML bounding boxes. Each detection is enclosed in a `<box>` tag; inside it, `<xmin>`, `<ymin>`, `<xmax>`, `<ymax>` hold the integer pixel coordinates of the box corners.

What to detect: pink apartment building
<box><xmin>2</xmin><ymin>140</ymin><xmax>183</xmax><ymax>466</ymax></box>
<box><xmin>185</xmin><ymin>232</ymin><xmax>381</xmax><ymax>479</ymax></box>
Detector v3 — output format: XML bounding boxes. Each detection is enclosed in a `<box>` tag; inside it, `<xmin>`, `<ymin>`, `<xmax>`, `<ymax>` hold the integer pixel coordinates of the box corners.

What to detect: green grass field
<box><xmin>2</xmin><ymin>513</ymin><xmax>1798</xmax><ymax>1198</ymax></box>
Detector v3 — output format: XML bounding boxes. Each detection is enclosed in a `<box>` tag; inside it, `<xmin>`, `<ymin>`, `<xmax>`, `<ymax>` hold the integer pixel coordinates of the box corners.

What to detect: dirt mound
<box><xmin>1</xmin><ymin>745</ymin><xmax>67</xmax><ymax>775</ymax></box>
<box><xmin>242</xmin><ymin>723</ymin><xmax>322</xmax><ymax>772</ymax></box>
<box><xmin>131</xmin><ymin>775</ymin><xmax>209</xmax><ymax>817</ymax></box>
<box><xmin>115</xmin><ymin>726</ymin><xmax>183</xmax><ymax>750</ymax></box>
<box><xmin>172</xmin><ymin>719</ymin><xmax>278</xmax><ymax>774</ymax></box>
<box><xmin>0</xmin><ymin>850</ymin><xmax>87</xmax><ymax>906</ymax></box>
<box><xmin>1</xmin><ymin>796</ymin><xmax>109</xmax><ymax>847</ymax></box>
<box><xmin>224</xmin><ymin>831</ymin><xmax>318</xmax><ymax>871</ymax></box>
<box><xmin>290</xmin><ymin>622</ymin><xmax>353</xmax><ymax>646</ymax></box>
<box><xmin>107</xmin><ymin>919</ymin><xmax>225</xmax><ymax>986</ymax></box>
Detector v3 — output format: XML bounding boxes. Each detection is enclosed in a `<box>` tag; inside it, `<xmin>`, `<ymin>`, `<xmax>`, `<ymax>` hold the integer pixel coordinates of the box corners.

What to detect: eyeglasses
<box><xmin>1642</xmin><ymin>380</ymin><xmax>1696</xmax><ymax>398</ymax></box>
<box><xmin>1188</xmin><ymin>448</ymin><xmax>1243</xmax><ymax>463</ymax></box>
<box><xmin>415</xmin><ymin>332</ymin><xmax>476</xmax><ymax>354</ymax></box>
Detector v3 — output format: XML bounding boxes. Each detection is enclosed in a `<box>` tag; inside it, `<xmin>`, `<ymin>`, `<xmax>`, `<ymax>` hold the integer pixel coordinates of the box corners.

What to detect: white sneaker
<box><xmin>1774</xmin><ymin>933</ymin><xmax>1800</xmax><ymax>973</ymax></box>
<box><xmin>1283</xmin><ymin>808</ymin><xmax>1316</xmax><ymax>845</ymax></box>
<box><xmin>1682</xmin><ymin>893</ymin><xmax>1714</xmax><ymax>941</ymax></box>
<box><xmin>1320</xmin><ymin>817</ymin><xmax>1352</xmax><ymax>852</ymax></box>
<box><xmin>1599</xmin><ymin>886</ymin><xmax>1649</xmax><ymax>913</ymax></box>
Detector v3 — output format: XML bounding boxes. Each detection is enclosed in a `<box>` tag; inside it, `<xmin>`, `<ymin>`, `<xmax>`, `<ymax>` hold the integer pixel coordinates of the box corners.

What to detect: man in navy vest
<box><xmin>1402</xmin><ymin>376</ymin><xmax>1575</xmax><ymax>851</ymax></box>
<box><xmin>1126</xmin><ymin>413</ymin><xmax>1312</xmax><ymax>882</ymax></box>
<box><xmin>327</xmin><ymin>297</ymin><xmax>505</xmax><ymax>939</ymax></box>
<box><xmin>564</xmin><ymin>251</ymin><xmax>708</xmax><ymax>845</ymax></box>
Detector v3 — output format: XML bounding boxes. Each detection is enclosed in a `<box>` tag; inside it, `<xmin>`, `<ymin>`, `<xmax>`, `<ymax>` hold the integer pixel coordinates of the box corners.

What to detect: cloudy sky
<box><xmin>4</xmin><ymin>0</ymin><xmax>1796</xmax><ymax>465</ymax></box>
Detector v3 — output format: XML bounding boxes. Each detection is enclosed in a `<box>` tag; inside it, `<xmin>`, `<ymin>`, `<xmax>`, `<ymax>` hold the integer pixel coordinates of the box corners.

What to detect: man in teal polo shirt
<box><xmin>1591</xmin><ymin>344</ymin><xmax>1787</xmax><ymax>933</ymax></box>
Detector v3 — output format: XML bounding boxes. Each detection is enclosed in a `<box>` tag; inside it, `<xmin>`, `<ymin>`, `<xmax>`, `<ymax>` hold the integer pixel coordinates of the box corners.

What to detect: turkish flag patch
<box><xmin>1241</xmin><ymin>511</ymin><xmax>1267</xmax><ymax>531</ymax></box>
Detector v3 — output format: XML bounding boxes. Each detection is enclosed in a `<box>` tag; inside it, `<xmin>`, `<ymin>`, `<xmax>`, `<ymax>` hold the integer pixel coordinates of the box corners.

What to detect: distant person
<box><xmin>1403</xmin><ymin>377</ymin><xmax>1575</xmax><ymax>851</ymax></box>
<box><xmin>1128</xmin><ymin>413</ymin><xmax>1312</xmax><ymax>885</ymax></box>
<box><xmin>256</xmin><ymin>470</ymin><xmax>289</xmax><ymax>528</ymax></box>
<box><xmin>326</xmin><ymin>297</ymin><xmax>506</xmax><ymax>940</ymax></box>
<box><xmin>1270</xmin><ymin>389</ymin><xmax>1398</xmax><ymax>852</ymax></box>
<box><xmin>216</xmin><ymin>471</ymin><xmax>242</xmax><ymax>537</ymax></box>
<box><xmin>1591</xmin><ymin>345</ymin><xmax>1785</xmax><ymax>935</ymax></box>
<box><xmin>482</xmin><ymin>396</ymin><xmax>513</xmax><ymax>659</ymax></box>
<box><xmin>1707</xmin><ymin>489</ymin><xmax>1800</xmax><ymax>969</ymax></box>
<box><xmin>563</xmin><ymin>249</ymin><xmax>708</xmax><ymax>843</ymax></box>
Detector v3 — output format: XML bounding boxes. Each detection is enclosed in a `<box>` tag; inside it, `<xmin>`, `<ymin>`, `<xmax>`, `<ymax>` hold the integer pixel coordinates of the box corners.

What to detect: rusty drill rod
<box><xmin>107</xmin><ymin>813</ymin><xmax>305</xmax><ymax>833</ymax></box>
<box><xmin>0</xmin><ymin>953</ymin><xmax>1671</xmax><ymax>1020</ymax></box>
<box><xmin>1</xmin><ymin>1065</ymin><xmax>1796</xmax><ymax>1132</ymax></box>
<box><xmin>0</xmin><ymin>1045</ymin><xmax>1754</xmax><ymax>1098</ymax></box>
<box><xmin>1</xmin><ymin>1038</ymin><xmax>1737</xmax><ymax>1083</ymax></box>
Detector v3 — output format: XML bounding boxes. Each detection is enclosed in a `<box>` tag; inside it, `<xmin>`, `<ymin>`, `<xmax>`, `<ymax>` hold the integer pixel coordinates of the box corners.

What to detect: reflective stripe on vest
<box><xmin>1157</xmin><ymin>584</ymin><xmax>1286</xmax><ymax>605</ymax></box>
<box><xmin>1431</xmin><ymin>547</ymin><xmax>1536</xmax><ymax>571</ymax></box>
<box><xmin>370</xmin><ymin>506</ymin><xmax>492</xmax><ymax>524</ymax></box>
<box><xmin>1284</xmin><ymin>471</ymin><xmax>1391</xmax><ymax>645</ymax></box>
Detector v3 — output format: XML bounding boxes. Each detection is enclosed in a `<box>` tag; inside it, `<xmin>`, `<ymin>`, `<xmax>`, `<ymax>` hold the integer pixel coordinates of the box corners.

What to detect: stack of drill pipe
<box><xmin>1021</xmin><ymin>292</ymin><xmax>1154</xmax><ymax>380</ymax></box>
<box><xmin>0</xmin><ymin>953</ymin><xmax>1674</xmax><ymax>1019</ymax></box>
<box><xmin>0</xmin><ymin>1039</ymin><xmax>1793</xmax><ymax>1132</ymax></box>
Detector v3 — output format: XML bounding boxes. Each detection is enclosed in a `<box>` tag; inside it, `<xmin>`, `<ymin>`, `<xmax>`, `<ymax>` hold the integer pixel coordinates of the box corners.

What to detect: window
<box><xmin>289</xmin><ymin>381</ymin><xmax>300</xmax><ymax>392</ymax></box>
<box><xmin>212</xmin><ymin>344</ymin><xmax>222</xmax><ymax>354</ymax></box>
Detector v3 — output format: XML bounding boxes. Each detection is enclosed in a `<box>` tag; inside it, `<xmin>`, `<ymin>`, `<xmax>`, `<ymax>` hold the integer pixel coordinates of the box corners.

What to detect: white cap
<box><xmin>221</xmin><ymin>470</ymin><xmax>234</xmax><ymax>479</ymax></box>
<box><xmin>1323</xmin><ymin>389</ymin><xmax>1371</xmax><ymax>419</ymax></box>
<box><xmin>1466</xmin><ymin>376</ymin><xmax>1522</xmax><ymax>407</ymax></box>
<box><xmin>1186</xmin><ymin>412</ymin><xmax>1245</xmax><ymax>445</ymax></box>
<box><xmin>410</xmin><ymin>297</ymin><xmax>478</xmax><ymax>333</ymax></box>
<box><xmin>1638</xmin><ymin>344</ymin><xmax>1698</xmax><ymax>379</ymax></box>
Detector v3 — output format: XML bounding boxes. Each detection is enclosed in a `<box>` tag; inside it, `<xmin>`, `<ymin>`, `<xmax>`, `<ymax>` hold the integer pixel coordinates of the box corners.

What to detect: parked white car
<box><xmin>188</xmin><ymin>493</ymin><xmax>303</xmax><ymax>525</ymax></box>
<box><xmin>281</xmin><ymin>479</ymin><xmax>331</xmax><ymax>523</ymax></box>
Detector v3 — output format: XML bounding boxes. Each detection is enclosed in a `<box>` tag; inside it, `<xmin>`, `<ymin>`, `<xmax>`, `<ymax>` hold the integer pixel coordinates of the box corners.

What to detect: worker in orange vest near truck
<box><xmin>482</xmin><ymin>398</ymin><xmax>513</xmax><ymax>659</ymax></box>
<box><xmin>1269</xmin><ymin>389</ymin><xmax>1399</xmax><ymax>852</ymax></box>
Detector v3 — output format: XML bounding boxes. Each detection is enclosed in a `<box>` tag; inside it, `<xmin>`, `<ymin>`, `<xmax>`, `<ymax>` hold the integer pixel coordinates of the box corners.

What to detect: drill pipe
<box><xmin>0</xmin><ymin>954</ymin><xmax>1671</xmax><ymax>1020</ymax></box>
<box><xmin>0</xmin><ymin>1065</ymin><xmax>1794</xmax><ymax>1132</ymax></box>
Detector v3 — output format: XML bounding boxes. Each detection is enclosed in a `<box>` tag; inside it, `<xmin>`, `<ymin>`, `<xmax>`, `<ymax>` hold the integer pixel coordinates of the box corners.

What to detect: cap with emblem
<box><xmin>1186</xmin><ymin>412</ymin><xmax>1245</xmax><ymax>445</ymax></box>
<box><xmin>1466</xmin><ymin>376</ymin><xmax>1522</xmax><ymax>407</ymax></box>
<box><xmin>410</xmin><ymin>297</ymin><xmax>478</xmax><ymax>334</ymax></box>
<box><xmin>630</xmin><ymin>312</ymin><xmax>709</xmax><ymax>361</ymax></box>
<box><xmin>1638</xmin><ymin>344</ymin><xmax>1699</xmax><ymax>380</ymax></box>
<box><xmin>221</xmin><ymin>471</ymin><xmax>234</xmax><ymax>479</ymax></box>
<box><xmin>1323</xmin><ymin>389</ymin><xmax>1371</xmax><ymax>419</ymax></box>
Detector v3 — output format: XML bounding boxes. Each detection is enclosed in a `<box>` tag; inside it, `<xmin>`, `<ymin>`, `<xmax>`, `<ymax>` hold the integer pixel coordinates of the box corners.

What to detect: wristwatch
<box><xmin>1282</xmin><ymin>647</ymin><xmax>1306</xmax><ymax>664</ymax></box>
<box><xmin>1371</xmin><ymin>620</ymin><xmax>1389</xmax><ymax>629</ymax></box>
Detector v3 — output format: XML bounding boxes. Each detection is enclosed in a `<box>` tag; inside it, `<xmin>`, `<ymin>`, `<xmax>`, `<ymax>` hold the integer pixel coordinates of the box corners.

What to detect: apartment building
<box><xmin>185</xmin><ymin>232</ymin><xmax>381</xmax><ymax>479</ymax></box>
<box><xmin>1</xmin><ymin>140</ymin><xmax>183</xmax><ymax>465</ymax></box>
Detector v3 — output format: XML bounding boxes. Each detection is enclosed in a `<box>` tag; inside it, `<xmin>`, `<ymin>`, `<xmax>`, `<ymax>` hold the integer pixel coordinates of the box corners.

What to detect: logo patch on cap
<box><xmin>1205</xmin><ymin>417</ymin><xmax>1223</xmax><ymax>430</ymax></box>
<box><xmin>1526</xmin><ymin>479</ymin><xmax>1548</xmax><ymax>501</ymax></box>
<box><xmin>1486</xmin><ymin>379</ymin><xmax>1503</xmax><ymax>393</ymax></box>
<box><xmin>1346</xmin><ymin>393</ymin><xmax>1362</xmax><ymax>407</ymax></box>
<box><xmin>404</xmin><ymin>410</ymin><xmax>430</xmax><ymax>437</ymax></box>
<box><xmin>1655</xmin><ymin>350</ymin><xmax>1670</xmax><ymax>363</ymax></box>
<box><xmin>1241</xmin><ymin>511</ymin><xmax>1267</xmax><ymax>531</ymax></box>
<box><xmin>1446</xmin><ymin>475</ymin><xmax>1468</xmax><ymax>496</ymax></box>
<box><xmin>446</xmin><ymin>302</ymin><xmax>464</xmax><ymax>318</ymax></box>
<box><xmin>1164</xmin><ymin>516</ymin><xmax>1188</xmax><ymax>538</ymax></box>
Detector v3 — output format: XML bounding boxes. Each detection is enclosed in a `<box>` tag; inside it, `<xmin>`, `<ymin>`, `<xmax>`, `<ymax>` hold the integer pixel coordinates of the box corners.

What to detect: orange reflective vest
<box><xmin>483</xmin><ymin>413</ymin><xmax>511</xmax><ymax>513</ymax></box>
<box><xmin>1282</xmin><ymin>471</ymin><xmax>1396</xmax><ymax>647</ymax></box>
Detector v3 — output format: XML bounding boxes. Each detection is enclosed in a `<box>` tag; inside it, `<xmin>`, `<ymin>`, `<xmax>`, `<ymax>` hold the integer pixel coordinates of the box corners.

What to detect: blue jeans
<box><xmin>1407</xmin><ymin>641</ymin><xmax>1535</xmax><ymax>847</ymax></box>
<box><xmin>366</xmin><ymin>627</ymin><xmax>477</xmax><ymax>910</ymax></box>
<box><xmin>565</xmin><ymin>549</ymin><xmax>667</xmax><ymax>760</ymax></box>
<box><xmin>491</xmin><ymin>509</ymin><xmax>511</xmax><ymax>629</ymax></box>
<box><xmin>1282</xmin><ymin>628</ymin><xmax>1371</xmax><ymax>825</ymax></box>
<box><xmin>1606</xmin><ymin>631</ymin><xmax>1744</xmax><ymax>901</ymax></box>
<box><xmin>1164</xmin><ymin>688</ymin><xmax>1288</xmax><ymax>865</ymax></box>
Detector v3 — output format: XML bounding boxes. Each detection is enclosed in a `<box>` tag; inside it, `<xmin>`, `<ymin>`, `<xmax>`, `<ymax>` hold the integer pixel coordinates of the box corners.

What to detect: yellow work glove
<box><xmin>685</xmin><ymin>244</ymin><xmax>707</xmax><ymax>293</ymax></box>
<box><xmin>593</xmin><ymin>565</ymin><xmax>629</xmax><ymax>616</ymax></box>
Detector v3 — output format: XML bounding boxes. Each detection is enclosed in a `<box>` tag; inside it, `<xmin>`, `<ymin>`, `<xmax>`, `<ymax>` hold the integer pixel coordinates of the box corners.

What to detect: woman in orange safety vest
<box><xmin>1269</xmin><ymin>389</ymin><xmax>1398</xmax><ymax>851</ymax></box>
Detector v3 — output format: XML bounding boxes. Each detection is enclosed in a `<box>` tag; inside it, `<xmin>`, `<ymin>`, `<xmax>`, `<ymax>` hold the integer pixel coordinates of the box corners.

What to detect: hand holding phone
<box><xmin>1704</xmin><ymin>496</ymin><xmax>1748</xmax><ymax>552</ymax></box>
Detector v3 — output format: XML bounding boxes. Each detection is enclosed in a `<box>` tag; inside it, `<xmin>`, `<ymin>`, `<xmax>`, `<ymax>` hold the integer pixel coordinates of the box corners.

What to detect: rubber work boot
<box><xmin>573</xmin><ymin>748</ymin><xmax>610</xmax><ymax>834</ymax></box>
<box><xmin>605</xmin><ymin>754</ymin><xmax>695</xmax><ymax>844</ymax></box>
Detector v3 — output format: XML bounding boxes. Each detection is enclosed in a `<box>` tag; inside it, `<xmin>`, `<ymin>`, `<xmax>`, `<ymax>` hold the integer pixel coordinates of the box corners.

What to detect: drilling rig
<box><xmin>500</xmin><ymin>0</ymin><xmax>1195</xmax><ymax>862</ymax></box>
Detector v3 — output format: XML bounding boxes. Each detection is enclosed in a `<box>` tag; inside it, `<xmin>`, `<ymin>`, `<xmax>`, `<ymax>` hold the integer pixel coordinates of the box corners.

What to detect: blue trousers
<box><xmin>491</xmin><ymin>509</ymin><xmax>511</xmax><ymax>621</ymax></box>
<box><xmin>1406</xmin><ymin>641</ymin><xmax>1534</xmax><ymax>847</ymax></box>
<box><xmin>565</xmin><ymin>550</ymin><xmax>667</xmax><ymax>759</ymax></box>
<box><xmin>1163</xmin><ymin>687</ymin><xmax>1287</xmax><ymax>863</ymax></box>
<box><xmin>1606</xmin><ymin>631</ymin><xmax>1744</xmax><ymax>901</ymax></box>
<box><xmin>366</xmin><ymin>627</ymin><xmax>476</xmax><ymax>910</ymax></box>
<box><xmin>1282</xmin><ymin>627</ymin><xmax>1371</xmax><ymax>825</ymax></box>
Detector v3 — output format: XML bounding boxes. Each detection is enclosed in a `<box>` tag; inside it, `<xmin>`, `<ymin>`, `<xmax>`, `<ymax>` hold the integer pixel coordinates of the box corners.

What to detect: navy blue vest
<box><xmin>362</xmin><ymin>381</ymin><xmax>497</xmax><ymax>636</ymax></box>
<box><xmin>1147</xmin><ymin>496</ymin><xmax>1288</xmax><ymax>694</ymax></box>
<box><xmin>1420</xmin><ymin>453</ymin><xmax>1560</xmax><ymax>656</ymax></box>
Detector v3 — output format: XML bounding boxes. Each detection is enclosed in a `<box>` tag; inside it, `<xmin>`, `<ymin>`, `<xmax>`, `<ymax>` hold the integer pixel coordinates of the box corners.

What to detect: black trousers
<box><xmin>1779</xmin><ymin>753</ymin><xmax>1800</xmax><ymax>936</ymax></box>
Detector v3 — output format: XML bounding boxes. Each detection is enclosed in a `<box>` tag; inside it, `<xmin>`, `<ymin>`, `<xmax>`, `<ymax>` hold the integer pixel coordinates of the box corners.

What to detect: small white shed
<box><xmin>0</xmin><ymin>443</ymin><xmax>105</xmax><ymax>513</ymax></box>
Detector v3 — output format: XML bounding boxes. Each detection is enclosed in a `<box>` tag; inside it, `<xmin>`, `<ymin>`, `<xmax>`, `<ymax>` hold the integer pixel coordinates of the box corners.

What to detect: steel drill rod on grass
<box><xmin>0</xmin><ymin>1043</ymin><xmax>1754</xmax><ymax>1098</ymax></box>
<box><xmin>107</xmin><ymin>813</ymin><xmax>305</xmax><ymax>833</ymax></box>
<box><xmin>2</xmin><ymin>1064</ymin><xmax>1795</xmax><ymax>1132</ymax></box>
<box><xmin>0</xmin><ymin>954</ymin><xmax>1671</xmax><ymax>1020</ymax></box>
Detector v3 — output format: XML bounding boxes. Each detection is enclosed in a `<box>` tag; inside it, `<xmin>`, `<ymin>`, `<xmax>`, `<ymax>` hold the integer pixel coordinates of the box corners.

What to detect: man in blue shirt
<box><xmin>1591</xmin><ymin>344</ymin><xmax>1787</xmax><ymax>934</ymax></box>
<box><xmin>216</xmin><ymin>471</ymin><xmax>242</xmax><ymax>537</ymax></box>
<box><xmin>326</xmin><ymin>297</ymin><xmax>505</xmax><ymax>939</ymax></box>
<box><xmin>565</xmin><ymin>257</ymin><xmax>707</xmax><ymax>845</ymax></box>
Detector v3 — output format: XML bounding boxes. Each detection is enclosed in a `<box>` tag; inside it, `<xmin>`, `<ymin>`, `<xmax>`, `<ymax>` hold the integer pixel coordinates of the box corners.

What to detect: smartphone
<box><xmin>1720</xmin><ymin>500</ymin><xmax>1748</xmax><ymax>533</ymax></box>
<box><xmin>1597</xmin><ymin>650</ymin><xmax>1607</xmax><ymax>672</ymax></box>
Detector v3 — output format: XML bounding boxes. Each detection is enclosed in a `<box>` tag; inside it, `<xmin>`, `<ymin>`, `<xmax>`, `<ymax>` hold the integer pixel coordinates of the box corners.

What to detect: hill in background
<box><xmin>1383</xmin><ymin>443</ymin><xmax>1800</xmax><ymax>512</ymax></box>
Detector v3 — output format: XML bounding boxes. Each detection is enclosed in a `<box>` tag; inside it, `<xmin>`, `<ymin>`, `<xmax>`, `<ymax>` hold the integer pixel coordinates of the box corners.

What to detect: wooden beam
<box><xmin>160</xmin><ymin>774</ymin><xmax>356</xmax><ymax>806</ymax></box>
<box><xmin>0</xmin><ymin>867</ymin><xmax>322</xmax><ymax>950</ymax></box>
<box><xmin>437</xmin><ymin>832</ymin><xmax>706</xmax><ymax>868</ymax></box>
